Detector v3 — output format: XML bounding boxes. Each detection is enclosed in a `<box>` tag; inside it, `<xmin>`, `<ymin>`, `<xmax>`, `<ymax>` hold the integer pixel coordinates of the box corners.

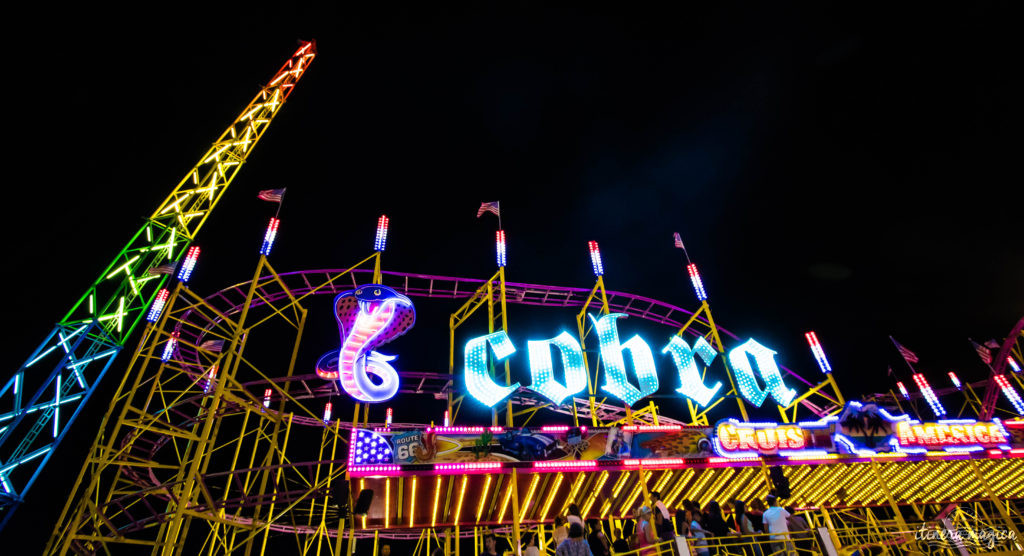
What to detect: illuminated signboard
<box><xmin>834</xmin><ymin>402</ymin><xmax>1013</xmax><ymax>455</ymax></box>
<box><xmin>315</xmin><ymin>285</ymin><xmax>416</xmax><ymax>402</ymax></box>
<box><xmin>346</xmin><ymin>415</ymin><xmax>1024</xmax><ymax>477</ymax></box>
<box><xmin>464</xmin><ymin>313</ymin><xmax>798</xmax><ymax>410</ymax></box>
<box><xmin>718</xmin><ymin>422</ymin><xmax>803</xmax><ymax>455</ymax></box>
<box><xmin>896</xmin><ymin>420</ymin><xmax>1007</xmax><ymax>449</ymax></box>
<box><xmin>714</xmin><ymin>419</ymin><xmax>836</xmax><ymax>457</ymax></box>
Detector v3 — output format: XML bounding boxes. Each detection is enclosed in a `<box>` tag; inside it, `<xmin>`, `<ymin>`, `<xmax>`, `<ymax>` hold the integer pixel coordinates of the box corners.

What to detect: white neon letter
<box><xmin>464</xmin><ymin>331</ymin><xmax>520</xmax><ymax>407</ymax></box>
<box><xmin>590</xmin><ymin>313</ymin><xmax>659</xmax><ymax>406</ymax></box>
<box><xmin>527</xmin><ymin>332</ymin><xmax>588</xmax><ymax>406</ymax></box>
<box><xmin>728</xmin><ymin>339</ymin><xmax>797</xmax><ymax>407</ymax></box>
<box><xmin>662</xmin><ymin>336</ymin><xmax>722</xmax><ymax>407</ymax></box>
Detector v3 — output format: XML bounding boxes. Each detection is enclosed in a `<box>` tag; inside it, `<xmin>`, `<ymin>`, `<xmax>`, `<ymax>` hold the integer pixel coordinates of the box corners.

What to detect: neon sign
<box><xmin>463</xmin><ymin>313</ymin><xmax>798</xmax><ymax>410</ymax></box>
<box><xmin>316</xmin><ymin>285</ymin><xmax>416</xmax><ymax>402</ymax></box>
<box><xmin>716</xmin><ymin>422</ymin><xmax>807</xmax><ymax>454</ymax></box>
<box><xmin>896</xmin><ymin>421</ymin><xmax>1007</xmax><ymax>448</ymax></box>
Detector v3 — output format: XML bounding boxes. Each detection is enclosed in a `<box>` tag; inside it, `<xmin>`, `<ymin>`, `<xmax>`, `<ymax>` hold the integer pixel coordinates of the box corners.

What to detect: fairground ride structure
<box><xmin>42</xmin><ymin>217</ymin><xmax>1024</xmax><ymax>554</ymax></box>
<box><xmin>6</xmin><ymin>41</ymin><xmax>1023</xmax><ymax>556</ymax></box>
<box><xmin>0</xmin><ymin>41</ymin><xmax>316</xmax><ymax>529</ymax></box>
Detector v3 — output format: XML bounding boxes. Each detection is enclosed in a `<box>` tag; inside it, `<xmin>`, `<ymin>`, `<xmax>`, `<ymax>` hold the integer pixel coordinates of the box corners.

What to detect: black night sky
<box><xmin>4</xmin><ymin>4</ymin><xmax>1022</xmax><ymax>552</ymax></box>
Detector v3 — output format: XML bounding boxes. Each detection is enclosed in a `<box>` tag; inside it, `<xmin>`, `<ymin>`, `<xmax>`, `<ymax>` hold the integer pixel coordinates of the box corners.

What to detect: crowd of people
<box><xmin>524</xmin><ymin>492</ymin><xmax>812</xmax><ymax>555</ymax></box>
<box><xmin>421</xmin><ymin>492</ymin><xmax>813</xmax><ymax>555</ymax></box>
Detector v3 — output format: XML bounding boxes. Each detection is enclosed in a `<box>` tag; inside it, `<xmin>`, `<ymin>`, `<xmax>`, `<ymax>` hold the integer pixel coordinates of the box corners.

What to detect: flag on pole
<box><xmin>258</xmin><ymin>188</ymin><xmax>286</xmax><ymax>203</ymax></box>
<box><xmin>891</xmin><ymin>337</ymin><xmax>919</xmax><ymax>363</ymax></box>
<box><xmin>970</xmin><ymin>339</ymin><xmax>993</xmax><ymax>364</ymax></box>
<box><xmin>146</xmin><ymin>262</ymin><xmax>177</xmax><ymax>276</ymax></box>
<box><xmin>984</xmin><ymin>339</ymin><xmax>1001</xmax><ymax>349</ymax></box>
<box><xmin>477</xmin><ymin>201</ymin><xmax>500</xmax><ymax>218</ymax></box>
<box><xmin>673</xmin><ymin>232</ymin><xmax>685</xmax><ymax>249</ymax></box>
<box><xmin>200</xmin><ymin>339</ymin><xmax>225</xmax><ymax>352</ymax></box>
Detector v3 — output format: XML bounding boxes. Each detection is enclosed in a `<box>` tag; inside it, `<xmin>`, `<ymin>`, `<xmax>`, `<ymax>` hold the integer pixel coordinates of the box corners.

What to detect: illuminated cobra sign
<box><xmin>316</xmin><ymin>285</ymin><xmax>415</xmax><ymax>402</ymax></box>
<box><xmin>465</xmin><ymin>313</ymin><xmax>798</xmax><ymax>409</ymax></box>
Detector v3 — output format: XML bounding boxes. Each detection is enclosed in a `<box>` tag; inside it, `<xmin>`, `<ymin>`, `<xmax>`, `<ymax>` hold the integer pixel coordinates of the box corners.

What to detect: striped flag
<box><xmin>477</xmin><ymin>201</ymin><xmax>500</xmax><ymax>218</ymax></box>
<box><xmin>970</xmin><ymin>339</ymin><xmax>992</xmax><ymax>364</ymax></box>
<box><xmin>891</xmin><ymin>337</ymin><xmax>919</xmax><ymax>364</ymax></box>
<box><xmin>258</xmin><ymin>188</ymin><xmax>286</xmax><ymax>203</ymax></box>
<box><xmin>673</xmin><ymin>232</ymin><xmax>685</xmax><ymax>249</ymax></box>
<box><xmin>146</xmin><ymin>262</ymin><xmax>177</xmax><ymax>276</ymax></box>
<box><xmin>200</xmin><ymin>339</ymin><xmax>225</xmax><ymax>352</ymax></box>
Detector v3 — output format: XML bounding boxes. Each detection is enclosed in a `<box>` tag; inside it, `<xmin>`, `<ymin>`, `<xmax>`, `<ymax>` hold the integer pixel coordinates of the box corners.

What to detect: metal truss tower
<box><xmin>0</xmin><ymin>41</ymin><xmax>316</xmax><ymax>528</ymax></box>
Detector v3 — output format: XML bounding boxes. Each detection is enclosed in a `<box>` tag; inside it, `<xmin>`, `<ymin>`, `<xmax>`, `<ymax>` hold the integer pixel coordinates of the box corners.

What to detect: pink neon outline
<box><xmin>533</xmin><ymin>460</ymin><xmax>597</xmax><ymax>470</ymax></box>
<box><xmin>621</xmin><ymin>425</ymin><xmax>682</xmax><ymax>432</ymax></box>
<box><xmin>425</xmin><ymin>426</ymin><xmax>505</xmax><ymax>434</ymax></box>
<box><xmin>433</xmin><ymin>462</ymin><xmax>502</xmax><ymax>474</ymax></box>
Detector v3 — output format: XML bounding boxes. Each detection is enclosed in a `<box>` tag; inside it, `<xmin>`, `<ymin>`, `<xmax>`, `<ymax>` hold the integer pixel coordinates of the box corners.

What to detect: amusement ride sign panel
<box><xmin>309</xmin><ymin>286</ymin><xmax>1024</xmax><ymax>477</ymax></box>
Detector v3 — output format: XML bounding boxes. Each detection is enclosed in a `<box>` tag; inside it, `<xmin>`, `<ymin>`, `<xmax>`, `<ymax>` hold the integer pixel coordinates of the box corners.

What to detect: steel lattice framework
<box><xmin>43</xmin><ymin>246</ymin><xmax>1024</xmax><ymax>554</ymax></box>
<box><xmin>16</xmin><ymin>39</ymin><xmax>1022</xmax><ymax>556</ymax></box>
<box><xmin>0</xmin><ymin>41</ymin><xmax>316</xmax><ymax>527</ymax></box>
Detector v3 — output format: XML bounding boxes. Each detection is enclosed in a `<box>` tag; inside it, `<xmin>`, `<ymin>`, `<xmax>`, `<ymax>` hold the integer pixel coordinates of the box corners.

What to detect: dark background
<box><xmin>4</xmin><ymin>4</ymin><xmax>1021</xmax><ymax>553</ymax></box>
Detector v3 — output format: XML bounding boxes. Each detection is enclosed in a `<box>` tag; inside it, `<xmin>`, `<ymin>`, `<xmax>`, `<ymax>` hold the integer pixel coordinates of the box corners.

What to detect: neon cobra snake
<box><xmin>315</xmin><ymin>285</ymin><xmax>415</xmax><ymax>402</ymax></box>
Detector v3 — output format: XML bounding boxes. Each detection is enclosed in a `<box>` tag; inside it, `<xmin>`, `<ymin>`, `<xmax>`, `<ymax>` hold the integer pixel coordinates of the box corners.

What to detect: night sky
<box><xmin>5</xmin><ymin>4</ymin><xmax>1021</xmax><ymax>552</ymax></box>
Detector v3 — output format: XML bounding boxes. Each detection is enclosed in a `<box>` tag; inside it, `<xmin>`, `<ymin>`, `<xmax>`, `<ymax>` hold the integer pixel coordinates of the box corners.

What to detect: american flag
<box><xmin>673</xmin><ymin>232</ymin><xmax>685</xmax><ymax>249</ymax></box>
<box><xmin>970</xmin><ymin>339</ymin><xmax>992</xmax><ymax>364</ymax></box>
<box><xmin>258</xmin><ymin>188</ymin><xmax>286</xmax><ymax>203</ymax></box>
<box><xmin>476</xmin><ymin>201</ymin><xmax>500</xmax><ymax>218</ymax></box>
<box><xmin>891</xmin><ymin>337</ymin><xmax>919</xmax><ymax>364</ymax></box>
<box><xmin>146</xmin><ymin>262</ymin><xmax>177</xmax><ymax>276</ymax></box>
<box><xmin>200</xmin><ymin>339</ymin><xmax>225</xmax><ymax>352</ymax></box>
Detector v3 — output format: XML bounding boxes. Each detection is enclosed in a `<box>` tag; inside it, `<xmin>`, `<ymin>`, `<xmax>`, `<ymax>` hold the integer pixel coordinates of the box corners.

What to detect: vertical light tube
<box><xmin>259</xmin><ymin>217</ymin><xmax>280</xmax><ymax>255</ymax></box>
<box><xmin>496</xmin><ymin>229</ymin><xmax>506</xmax><ymax>267</ymax></box>
<box><xmin>588</xmin><ymin>241</ymin><xmax>604</xmax><ymax>276</ymax></box>
<box><xmin>374</xmin><ymin>215</ymin><xmax>389</xmax><ymax>252</ymax></box>
<box><xmin>805</xmin><ymin>331</ymin><xmax>833</xmax><ymax>373</ymax></box>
